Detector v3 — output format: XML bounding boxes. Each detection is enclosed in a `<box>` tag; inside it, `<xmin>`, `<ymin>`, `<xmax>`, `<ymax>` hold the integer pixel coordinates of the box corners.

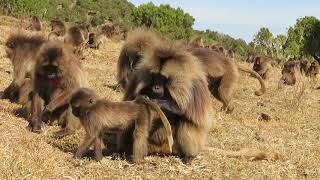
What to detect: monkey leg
<box><xmin>264</xmin><ymin>70</ymin><xmax>270</xmax><ymax>80</ymax></box>
<box><xmin>2</xmin><ymin>83</ymin><xmax>19</xmax><ymax>103</ymax></box>
<box><xmin>132</xmin><ymin>123</ymin><xmax>149</xmax><ymax>163</ymax></box>
<box><xmin>29</xmin><ymin>93</ymin><xmax>44</xmax><ymax>133</ymax></box>
<box><xmin>75</xmin><ymin>133</ymin><xmax>96</xmax><ymax>158</ymax></box>
<box><xmin>176</xmin><ymin>121</ymin><xmax>206</xmax><ymax>164</ymax></box>
<box><xmin>94</xmin><ymin>137</ymin><xmax>103</xmax><ymax>161</ymax></box>
<box><xmin>218</xmin><ymin>76</ymin><xmax>234</xmax><ymax>113</ymax></box>
<box><xmin>53</xmin><ymin>106</ymin><xmax>81</xmax><ymax>139</ymax></box>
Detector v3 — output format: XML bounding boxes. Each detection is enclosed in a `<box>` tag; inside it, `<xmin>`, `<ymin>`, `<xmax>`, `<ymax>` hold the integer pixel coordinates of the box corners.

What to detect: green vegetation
<box><xmin>1</xmin><ymin>0</ymin><xmax>319</xmax><ymax>61</ymax></box>
<box><xmin>132</xmin><ymin>2</ymin><xmax>194</xmax><ymax>40</ymax></box>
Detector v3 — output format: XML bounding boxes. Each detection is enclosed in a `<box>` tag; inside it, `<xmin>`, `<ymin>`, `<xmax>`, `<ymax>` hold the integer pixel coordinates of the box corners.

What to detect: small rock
<box><xmin>258</xmin><ymin>113</ymin><xmax>271</xmax><ymax>121</ymax></box>
<box><xmin>257</xmin><ymin>102</ymin><xmax>266</xmax><ymax>107</ymax></box>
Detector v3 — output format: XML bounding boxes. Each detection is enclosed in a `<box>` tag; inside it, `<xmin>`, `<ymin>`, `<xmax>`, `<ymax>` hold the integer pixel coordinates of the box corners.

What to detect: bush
<box><xmin>132</xmin><ymin>2</ymin><xmax>194</xmax><ymax>40</ymax></box>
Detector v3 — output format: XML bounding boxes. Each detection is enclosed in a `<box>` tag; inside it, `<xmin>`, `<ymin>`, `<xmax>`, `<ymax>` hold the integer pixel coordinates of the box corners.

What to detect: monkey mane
<box><xmin>36</xmin><ymin>41</ymin><xmax>88</xmax><ymax>87</ymax></box>
<box><xmin>125</xmin><ymin>28</ymin><xmax>160</xmax><ymax>54</ymax></box>
<box><xmin>6</xmin><ymin>33</ymin><xmax>45</xmax><ymax>49</ymax></box>
<box><xmin>139</xmin><ymin>43</ymin><xmax>212</xmax><ymax>127</ymax></box>
<box><xmin>189</xmin><ymin>36</ymin><xmax>203</xmax><ymax>47</ymax></box>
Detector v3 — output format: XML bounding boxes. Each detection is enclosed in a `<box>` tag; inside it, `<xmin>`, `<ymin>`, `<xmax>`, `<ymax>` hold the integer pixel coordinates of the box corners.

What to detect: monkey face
<box><xmin>253</xmin><ymin>58</ymin><xmax>262</xmax><ymax>71</ymax></box>
<box><xmin>5</xmin><ymin>40</ymin><xmax>15</xmax><ymax>59</ymax></box>
<box><xmin>140</xmin><ymin>73</ymin><xmax>168</xmax><ymax>99</ymax></box>
<box><xmin>151</xmin><ymin>74</ymin><xmax>167</xmax><ymax>98</ymax></box>
<box><xmin>71</xmin><ymin>97</ymin><xmax>93</xmax><ymax>117</ymax></box>
<box><xmin>37</xmin><ymin>46</ymin><xmax>63</xmax><ymax>79</ymax></box>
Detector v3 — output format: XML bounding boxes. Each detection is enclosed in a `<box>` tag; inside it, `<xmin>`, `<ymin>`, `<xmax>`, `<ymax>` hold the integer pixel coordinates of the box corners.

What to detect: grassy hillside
<box><xmin>0</xmin><ymin>16</ymin><xmax>319</xmax><ymax>179</ymax></box>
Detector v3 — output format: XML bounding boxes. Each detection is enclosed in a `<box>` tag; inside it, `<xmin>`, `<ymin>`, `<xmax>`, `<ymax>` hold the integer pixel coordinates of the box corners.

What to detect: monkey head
<box><xmin>123</xmin><ymin>28</ymin><xmax>160</xmax><ymax>67</ymax></box>
<box><xmin>88</xmin><ymin>33</ymin><xmax>95</xmax><ymax>43</ymax></box>
<box><xmin>70</xmin><ymin>88</ymin><xmax>99</xmax><ymax>118</ymax></box>
<box><xmin>35</xmin><ymin>42</ymin><xmax>72</xmax><ymax>80</ymax></box>
<box><xmin>31</xmin><ymin>16</ymin><xmax>38</xmax><ymax>22</ymax></box>
<box><xmin>36</xmin><ymin>43</ymin><xmax>62</xmax><ymax>79</ymax></box>
<box><xmin>253</xmin><ymin>57</ymin><xmax>262</xmax><ymax>71</ymax></box>
<box><xmin>5</xmin><ymin>34</ymin><xmax>45</xmax><ymax>61</ymax></box>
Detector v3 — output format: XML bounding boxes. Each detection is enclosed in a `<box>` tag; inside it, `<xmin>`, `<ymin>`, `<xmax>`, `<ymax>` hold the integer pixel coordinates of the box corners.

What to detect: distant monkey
<box><xmin>26</xmin><ymin>16</ymin><xmax>42</xmax><ymax>31</ymax></box>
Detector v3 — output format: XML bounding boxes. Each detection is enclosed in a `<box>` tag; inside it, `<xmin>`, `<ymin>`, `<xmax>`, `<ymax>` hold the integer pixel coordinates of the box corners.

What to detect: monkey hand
<box><xmin>27</xmin><ymin>121</ymin><xmax>42</xmax><ymax>133</ymax></box>
<box><xmin>41</xmin><ymin>107</ymin><xmax>53</xmax><ymax>124</ymax></box>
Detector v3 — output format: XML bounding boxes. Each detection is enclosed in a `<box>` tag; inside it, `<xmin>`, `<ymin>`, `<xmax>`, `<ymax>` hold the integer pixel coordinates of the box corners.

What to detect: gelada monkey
<box><xmin>252</xmin><ymin>56</ymin><xmax>273</xmax><ymax>80</ymax></box>
<box><xmin>116</xmin><ymin>28</ymin><xmax>162</xmax><ymax>89</ymax></box>
<box><xmin>189</xmin><ymin>47</ymin><xmax>266</xmax><ymax>113</ymax></box>
<box><xmin>125</xmin><ymin>42</ymin><xmax>278</xmax><ymax>163</ymax></box>
<box><xmin>188</xmin><ymin>36</ymin><xmax>205</xmax><ymax>48</ymax></box>
<box><xmin>29</xmin><ymin>41</ymin><xmax>88</xmax><ymax>136</ymax></box>
<box><xmin>2</xmin><ymin>33</ymin><xmax>46</xmax><ymax>105</ymax></box>
<box><xmin>124</xmin><ymin>42</ymin><xmax>213</xmax><ymax>163</ymax></box>
<box><xmin>26</xmin><ymin>16</ymin><xmax>42</xmax><ymax>31</ymax></box>
<box><xmin>70</xmin><ymin>88</ymin><xmax>173</xmax><ymax>162</ymax></box>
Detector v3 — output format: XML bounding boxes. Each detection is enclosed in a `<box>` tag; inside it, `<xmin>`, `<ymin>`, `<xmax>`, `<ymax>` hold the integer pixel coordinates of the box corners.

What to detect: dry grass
<box><xmin>0</xmin><ymin>16</ymin><xmax>319</xmax><ymax>179</ymax></box>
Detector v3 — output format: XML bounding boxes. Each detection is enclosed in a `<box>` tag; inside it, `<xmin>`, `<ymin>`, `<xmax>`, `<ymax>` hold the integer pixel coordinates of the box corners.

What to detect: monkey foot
<box><xmin>111</xmin><ymin>153</ymin><xmax>123</xmax><ymax>160</ymax></box>
<box><xmin>181</xmin><ymin>156</ymin><xmax>195</xmax><ymax>165</ymax></box>
<box><xmin>27</xmin><ymin>123</ymin><xmax>42</xmax><ymax>133</ymax></box>
<box><xmin>52</xmin><ymin>129</ymin><xmax>75</xmax><ymax>139</ymax></box>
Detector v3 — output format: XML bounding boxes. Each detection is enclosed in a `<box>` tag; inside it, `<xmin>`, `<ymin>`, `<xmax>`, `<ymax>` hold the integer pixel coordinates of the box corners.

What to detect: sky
<box><xmin>129</xmin><ymin>0</ymin><xmax>320</xmax><ymax>42</ymax></box>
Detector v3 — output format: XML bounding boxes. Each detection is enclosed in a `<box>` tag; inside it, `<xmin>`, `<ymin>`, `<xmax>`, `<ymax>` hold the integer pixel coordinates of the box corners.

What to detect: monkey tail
<box><xmin>238</xmin><ymin>66</ymin><xmax>266</xmax><ymax>96</ymax></box>
<box><xmin>137</xmin><ymin>96</ymin><xmax>174</xmax><ymax>153</ymax></box>
<box><xmin>203</xmin><ymin>147</ymin><xmax>280</xmax><ymax>161</ymax></box>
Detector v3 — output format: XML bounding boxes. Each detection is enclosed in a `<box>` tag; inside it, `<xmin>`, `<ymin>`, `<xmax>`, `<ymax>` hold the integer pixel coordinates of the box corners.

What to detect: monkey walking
<box><xmin>70</xmin><ymin>88</ymin><xmax>173</xmax><ymax>162</ymax></box>
<box><xmin>189</xmin><ymin>47</ymin><xmax>266</xmax><ymax>113</ymax></box>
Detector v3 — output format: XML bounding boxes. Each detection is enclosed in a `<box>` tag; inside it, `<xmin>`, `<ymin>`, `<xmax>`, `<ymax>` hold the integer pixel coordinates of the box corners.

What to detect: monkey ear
<box><xmin>89</xmin><ymin>98</ymin><xmax>94</xmax><ymax>104</ymax></box>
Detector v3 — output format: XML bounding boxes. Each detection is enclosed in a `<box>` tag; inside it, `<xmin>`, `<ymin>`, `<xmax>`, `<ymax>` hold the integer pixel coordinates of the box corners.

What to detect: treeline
<box><xmin>0</xmin><ymin>0</ymin><xmax>319</xmax><ymax>61</ymax></box>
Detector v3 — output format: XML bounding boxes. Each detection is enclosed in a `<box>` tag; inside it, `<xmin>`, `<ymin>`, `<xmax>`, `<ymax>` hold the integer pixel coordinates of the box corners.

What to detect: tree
<box><xmin>272</xmin><ymin>34</ymin><xmax>287</xmax><ymax>58</ymax></box>
<box><xmin>284</xmin><ymin>16</ymin><xmax>320</xmax><ymax>58</ymax></box>
<box><xmin>132</xmin><ymin>2</ymin><xmax>195</xmax><ymax>40</ymax></box>
<box><xmin>252</xmin><ymin>27</ymin><xmax>274</xmax><ymax>56</ymax></box>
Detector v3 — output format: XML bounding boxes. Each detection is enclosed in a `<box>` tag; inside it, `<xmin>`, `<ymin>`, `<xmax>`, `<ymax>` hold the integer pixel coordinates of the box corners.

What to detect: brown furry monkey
<box><xmin>50</xmin><ymin>19</ymin><xmax>66</xmax><ymax>37</ymax></box>
<box><xmin>253</xmin><ymin>56</ymin><xmax>273</xmax><ymax>80</ymax></box>
<box><xmin>278</xmin><ymin>60</ymin><xmax>298</xmax><ymax>86</ymax></box>
<box><xmin>116</xmin><ymin>28</ymin><xmax>162</xmax><ymax>89</ymax></box>
<box><xmin>86</xmin><ymin>32</ymin><xmax>102</xmax><ymax>49</ymax></box>
<box><xmin>64</xmin><ymin>25</ymin><xmax>89</xmax><ymax>54</ymax></box>
<box><xmin>26</xmin><ymin>16</ymin><xmax>42</xmax><ymax>31</ymax></box>
<box><xmin>189</xmin><ymin>36</ymin><xmax>205</xmax><ymax>48</ymax></box>
<box><xmin>299</xmin><ymin>59</ymin><xmax>311</xmax><ymax>75</ymax></box>
<box><xmin>30</xmin><ymin>41</ymin><xmax>88</xmax><ymax>136</ymax></box>
<box><xmin>70</xmin><ymin>88</ymin><xmax>173</xmax><ymax>162</ymax></box>
<box><xmin>124</xmin><ymin>42</ymin><xmax>213</xmax><ymax>163</ymax></box>
<box><xmin>189</xmin><ymin>47</ymin><xmax>266</xmax><ymax>113</ymax></box>
<box><xmin>307</xmin><ymin>61</ymin><xmax>319</xmax><ymax>78</ymax></box>
<box><xmin>2</xmin><ymin>33</ymin><xmax>46</xmax><ymax>104</ymax></box>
